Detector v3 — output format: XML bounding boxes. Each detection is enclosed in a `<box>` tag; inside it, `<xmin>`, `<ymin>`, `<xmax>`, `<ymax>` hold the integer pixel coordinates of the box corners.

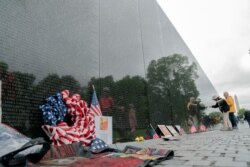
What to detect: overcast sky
<box><xmin>157</xmin><ymin>0</ymin><xmax>250</xmax><ymax>110</ymax></box>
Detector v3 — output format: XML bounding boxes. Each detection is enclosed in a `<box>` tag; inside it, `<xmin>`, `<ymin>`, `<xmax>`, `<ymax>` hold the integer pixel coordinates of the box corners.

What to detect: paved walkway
<box><xmin>111</xmin><ymin>122</ymin><xmax>250</xmax><ymax>167</ymax></box>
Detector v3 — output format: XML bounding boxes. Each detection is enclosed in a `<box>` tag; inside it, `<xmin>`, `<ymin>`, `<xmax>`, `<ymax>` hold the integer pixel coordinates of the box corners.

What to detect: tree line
<box><xmin>0</xmin><ymin>53</ymin><xmax>200</xmax><ymax>136</ymax></box>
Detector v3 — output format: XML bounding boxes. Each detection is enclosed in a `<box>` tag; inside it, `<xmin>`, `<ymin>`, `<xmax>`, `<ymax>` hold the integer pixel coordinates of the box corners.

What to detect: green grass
<box><xmin>113</xmin><ymin>128</ymin><xmax>147</xmax><ymax>143</ymax></box>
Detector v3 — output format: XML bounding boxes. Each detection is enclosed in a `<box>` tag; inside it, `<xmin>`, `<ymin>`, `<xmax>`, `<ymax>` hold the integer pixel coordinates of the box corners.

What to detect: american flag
<box><xmin>152</xmin><ymin>128</ymin><xmax>159</xmax><ymax>139</ymax></box>
<box><xmin>144</xmin><ymin>124</ymin><xmax>159</xmax><ymax>139</ymax></box>
<box><xmin>199</xmin><ymin>124</ymin><xmax>206</xmax><ymax>132</ymax></box>
<box><xmin>152</xmin><ymin>131</ymin><xmax>159</xmax><ymax>139</ymax></box>
<box><xmin>90</xmin><ymin>87</ymin><xmax>102</xmax><ymax>116</ymax></box>
<box><xmin>150</xmin><ymin>124</ymin><xmax>159</xmax><ymax>139</ymax></box>
<box><xmin>89</xmin><ymin>138</ymin><xmax>109</xmax><ymax>153</ymax></box>
<box><xmin>189</xmin><ymin>125</ymin><xmax>197</xmax><ymax>133</ymax></box>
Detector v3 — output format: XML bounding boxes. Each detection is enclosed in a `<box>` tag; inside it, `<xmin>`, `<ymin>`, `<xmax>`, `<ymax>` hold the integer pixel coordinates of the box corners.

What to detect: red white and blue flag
<box><xmin>90</xmin><ymin>86</ymin><xmax>102</xmax><ymax>116</ymax></box>
<box><xmin>199</xmin><ymin>124</ymin><xmax>206</xmax><ymax>132</ymax></box>
<box><xmin>144</xmin><ymin>124</ymin><xmax>159</xmax><ymax>139</ymax></box>
<box><xmin>189</xmin><ymin>126</ymin><xmax>197</xmax><ymax>133</ymax></box>
<box><xmin>152</xmin><ymin>131</ymin><xmax>159</xmax><ymax>139</ymax></box>
<box><xmin>89</xmin><ymin>138</ymin><xmax>109</xmax><ymax>153</ymax></box>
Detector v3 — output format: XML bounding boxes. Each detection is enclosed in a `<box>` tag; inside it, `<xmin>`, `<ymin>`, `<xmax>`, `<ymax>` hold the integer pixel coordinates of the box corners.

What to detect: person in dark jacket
<box><xmin>244</xmin><ymin>110</ymin><xmax>250</xmax><ymax>127</ymax></box>
<box><xmin>212</xmin><ymin>95</ymin><xmax>232</xmax><ymax>131</ymax></box>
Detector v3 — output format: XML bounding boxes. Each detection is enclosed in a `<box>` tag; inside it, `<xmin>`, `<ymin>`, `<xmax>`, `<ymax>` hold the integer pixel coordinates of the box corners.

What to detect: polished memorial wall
<box><xmin>0</xmin><ymin>0</ymin><xmax>217</xmax><ymax>139</ymax></box>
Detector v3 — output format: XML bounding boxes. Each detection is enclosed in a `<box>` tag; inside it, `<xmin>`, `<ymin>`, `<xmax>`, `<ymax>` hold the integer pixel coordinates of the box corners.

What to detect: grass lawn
<box><xmin>113</xmin><ymin>128</ymin><xmax>147</xmax><ymax>143</ymax></box>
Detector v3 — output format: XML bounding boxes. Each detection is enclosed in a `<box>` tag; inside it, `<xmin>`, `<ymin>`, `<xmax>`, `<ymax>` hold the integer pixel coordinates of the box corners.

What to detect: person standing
<box><xmin>244</xmin><ymin>110</ymin><xmax>250</xmax><ymax>127</ymax></box>
<box><xmin>212</xmin><ymin>95</ymin><xmax>232</xmax><ymax>131</ymax></box>
<box><xmin>128</xmin><ymin>103</ymin><xmax>137</xmax><ymax>138</ymax></box>
<box><xmin>187</xmin><ymin>97</ymin><xmax>198</xmax><ymax>127</ymax></box>
<box><xmin>100</xmin><ymin>87</ymin><xmax>114</xmax><ymax>116</ymax></box>
<box><xmin>223</xmin><ymin>91</ymin><xmax>238</xmax><ymax>129</ymax></box>
<box><xmin>0</xmin><ymin>61</ymin><xmax>17</xmax><ymax>103</ymax></box>
<box><xmin>195</xmin><ymin>98</ymin><xmax>206</xmax><ymax>126</ymax></box>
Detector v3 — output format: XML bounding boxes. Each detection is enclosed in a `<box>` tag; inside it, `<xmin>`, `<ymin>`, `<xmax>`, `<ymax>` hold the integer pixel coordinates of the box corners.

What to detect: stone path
<box><xmin>111</xmin><ymin>122</ymin><xmax>250</xmax><ymax>167</ymax></box>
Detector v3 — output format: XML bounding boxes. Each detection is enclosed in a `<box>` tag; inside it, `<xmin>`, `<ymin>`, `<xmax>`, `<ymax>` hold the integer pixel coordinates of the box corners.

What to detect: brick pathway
<box><xmin>111</xmin><ymin>122</ymin><xmax>250</xmax><ymax>167</ymax></box>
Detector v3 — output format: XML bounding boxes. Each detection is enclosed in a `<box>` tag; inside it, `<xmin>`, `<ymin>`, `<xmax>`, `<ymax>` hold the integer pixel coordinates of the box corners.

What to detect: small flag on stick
<box><xmin>89</xmin><ymin>85</ymin><xmax>102</xmax><ymax>116</ymax></box>
<box><xmin>199</xmin><ymin>124</ymin><xmax>206</xmax><ymax>132</ymax></box>
<box><xmin>144</xmin><ymin>124</ymin><xmax>159</xmax><ymax>139</ymax></box>
<box><xmin>189</xmin><ymin>126</ymin><xmax>197</xmax><ymax>133</ymax></box>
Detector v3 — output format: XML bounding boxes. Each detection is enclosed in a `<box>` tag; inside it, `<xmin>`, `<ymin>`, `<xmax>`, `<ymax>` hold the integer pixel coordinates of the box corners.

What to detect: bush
<box><xmin>209</xmin><ymin>112</ymin><xmax>222</xmax><ymax>125</ymax></box>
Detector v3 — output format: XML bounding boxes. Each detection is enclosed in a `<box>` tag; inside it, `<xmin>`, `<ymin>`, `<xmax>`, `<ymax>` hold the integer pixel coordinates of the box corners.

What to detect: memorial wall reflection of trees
<box><xmin>0</xmin><ymin>54</ymin><xmax>199</xmax><ymax>139</ymax></box>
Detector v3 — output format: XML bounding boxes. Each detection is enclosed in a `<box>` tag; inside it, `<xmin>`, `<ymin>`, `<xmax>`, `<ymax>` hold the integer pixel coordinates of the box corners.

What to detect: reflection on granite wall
<box><xmin>0</xmin><ymin>0</ymin><xmax>217</xmax><ymax>140</ymax></box>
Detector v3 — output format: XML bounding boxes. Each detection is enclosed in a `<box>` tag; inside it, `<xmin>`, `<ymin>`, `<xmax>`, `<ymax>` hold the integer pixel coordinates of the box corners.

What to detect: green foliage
<box><xmin>208</xmin><ymin>112</ymin><xmax>222</xmax><ymax>125</ymax></box>
<box><xmin>13</xmin><ymin>72</ymin><xmax>36</xmax><ymax>93</ymax></box>
<box><xmin>146</xmin><ymin>54</ymin><xmax>199</xmax><ymax>124</ymax></box>
<box><xmin>87</xmin><ymin>75</ymin><xmax>115</xmax><ymax>103</ymax></box>
<box><xmin>60</xmin><ymin>75</ymin><xmax>81</xmax><ymax>93</ymax></box>
<box><xmin>12</xmin><ymin>71</ymin><xmax>36</xmax><ymax>106</ymax></box>
<box><xmin>35</xmin><ymin>74</ymin><xmax>62</xmax><ymax>98</ymax></box>
<box><xmin>113</xmin><ymin>128</ymin><xmax>147</xmax><ymax>143</ymax></box>
<box><xmin>238</xmin><ymin>108</ymin><xmax>247</xmax><ymax>117</ymax></box>
<box><xmin>114</xmin><ymin>75</ymin><xmax>147</xmax><ymax>110</ymax></box>
<box><xmin>35</xmin><ymin>74</ymin><xmax>81</xmax><ymax>97</ymax></box>
<box><xmin>88</xmin><ymin>75</ymin><xmax>148</xmax><ymax>128</ymax></box>
<box><xmin>1</xmin><ymin>55</ymin><xmax>200</xmax><ymax>137</ymax></box>
<box><xmin>0</xmin><ymin>61</ymin><xmax>9</xmax><ymax>78</ymax></box>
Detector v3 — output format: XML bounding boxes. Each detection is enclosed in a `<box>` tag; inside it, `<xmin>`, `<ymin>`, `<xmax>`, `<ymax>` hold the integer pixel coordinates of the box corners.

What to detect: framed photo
<box><xmin>166</xmin><ymin>125</ymin><xmax>179</xmax><ymax>137</ymax></box>
<box><xmin>155</xmin><ymin>125</ymin><xmax>172</xmax><ymax>138</ymax></box>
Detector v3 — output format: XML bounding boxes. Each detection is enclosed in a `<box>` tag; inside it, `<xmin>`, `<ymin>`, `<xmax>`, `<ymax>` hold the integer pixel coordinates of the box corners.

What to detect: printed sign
<box><xmin>95</xmin><ymin>116</ymin><xmax>113</xmax><ymax>144</ymax></box>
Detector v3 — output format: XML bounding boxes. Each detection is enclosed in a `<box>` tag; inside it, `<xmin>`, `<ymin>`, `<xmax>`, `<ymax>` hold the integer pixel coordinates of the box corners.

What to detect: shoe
<box><xmin>233</xmin><ymin>127</ymin><xmax>238</xmax><ymax>129</ymax></box>
<box><xmin>227</xmin><ymin>128</ymin><xmax>233</xmax><ymax>131</ymax></box>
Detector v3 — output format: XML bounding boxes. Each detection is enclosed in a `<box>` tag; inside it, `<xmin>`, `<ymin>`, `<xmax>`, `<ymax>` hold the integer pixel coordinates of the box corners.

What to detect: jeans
<box><xmin>229</xmin><ymin>112</ymin><xmax>237</xmax><ymax>128</ymax></box>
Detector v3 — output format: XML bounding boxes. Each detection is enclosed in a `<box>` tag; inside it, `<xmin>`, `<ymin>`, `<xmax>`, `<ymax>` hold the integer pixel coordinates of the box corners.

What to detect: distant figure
<box><xmin>0</xmin><ymin>61</ymin><xmax>17</xmax><ymax>103</ymax></box>
<box><xmin>212</xmin><ymin>95</ymin><xmax>232</xmax><ymax>131</ymax></box>
<box><xmin>152</xmin><ymin>110</ymin><xmax>163</xmax><ymax>126</ymax></box>
<box><xmin>195</xmin><ymin>98</ymin><xmax>206</xmax><ymax>125</ymax></box>
<box><xmin>187</xmin><ymin>97</ymin><xmax>198</xmax><ymax>127</ymax></box>
<box><xmin>203</xmin><ymin>115</ymin><xmax>211</xmax><ymax>129</ymax></box>
<box><xmin>128</xmin><ymin>103</ymin><xmax>137</xmax><ymax>138</ymax></box>
<box><xmin>100</xmin><ymin>87</ymin><xmax>114</xmax><ymax>116</ymax></box>
<box><xmin>113</xmin><ymin>96</ymin><xmax>127</xmax><ymax>139</ymax></box>
<box><xmin>244</xmin><ymin>110</ymin><xmax>250</xmax><ymax>127</ymax></box>
<box><xmin>223</xmin><ymin>91</ymin><xmax>237</xmax><ymax>129</ymax></box>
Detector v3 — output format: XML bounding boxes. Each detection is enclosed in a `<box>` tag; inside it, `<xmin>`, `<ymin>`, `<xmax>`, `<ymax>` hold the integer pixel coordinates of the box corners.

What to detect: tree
<box><xmin>114</xmin><ymin>75</ymin><xmax>148</xmax><ymax>113</ymax></box>
<box><xmin>87</xmin><ymin>75</ymin><xmax>115</xmax><ymax>103</ymax></box>
<box><xmin>60</xmin><ymin>75</ymin><xmax>81</xmax><ymax>94</ymax></box>
<box><xmin>238</xmin><ymin>108</ymin><xmax>247</xmax><ymax>117</ymax></box>
<box><xmin>209</xmin><ymin>112</ymin><xmax>222</xmax><ymax>125</ymax></box>
<box><xmin>87</xmin><ymin>75</ymin><xmax>148</xmax><ymax>129</ymax></box>
<box><xmin>146</xmin><ymin>54</ymin><xmax>199</xmax><ymax>124</ymax></box>
<box><xmin>13</xmin><ymin>71</ymin><xmax>36</xmax><ymax>97</ymax></box>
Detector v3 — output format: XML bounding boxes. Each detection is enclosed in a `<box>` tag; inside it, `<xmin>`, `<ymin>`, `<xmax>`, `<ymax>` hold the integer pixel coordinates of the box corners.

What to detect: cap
<box><xmin>103</xmin><ymin>87</ymin><xmax>110</xmax><ymax>92</ymax></box>
<box><xmin>212</xmin><ymin>95</ymin><xmax>219</xmax><ymax>100</ymax></box>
